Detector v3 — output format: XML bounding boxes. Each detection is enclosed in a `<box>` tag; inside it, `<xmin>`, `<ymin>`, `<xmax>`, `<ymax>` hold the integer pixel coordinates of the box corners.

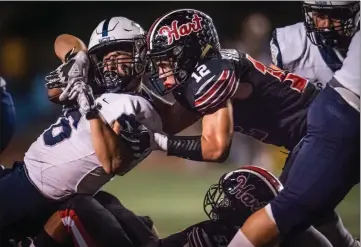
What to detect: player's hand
<box><xmin>71</xmin><ymin>81</ymin><xmax>97</xmax><ymax>116</ymax></box>
<box><xmin>45</xmin><ymin>50</ymin><xmax>89</xmax><ymax>94</ymax></box>
<box><xmin>121</xmin><ymin>128</ymin><xmax>167</xmax><ymax>152</ymax></box>
<box><xmin>120</xmin><ymin>126</ymin><xmax>153</xmax><ymax>159</ymax></box>
<box><xmin>117</xmin><ymin>114</ymin><xmax>158</xmax><ymax>158</ymax></box>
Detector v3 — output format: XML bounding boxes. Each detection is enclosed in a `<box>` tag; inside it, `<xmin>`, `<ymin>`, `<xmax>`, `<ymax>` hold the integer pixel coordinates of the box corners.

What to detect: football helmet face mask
<box><xmin>303</xmin><ymin>1</ymin><xmax>360</xmax><ymax>48</ymax></box>
<box><xmin>88</xmin><ymin>17</ymin><xmax>147</xmax><ymax>93</ymax></box>
<box><xmin>203</xmin><ymin>166</ymin><xmax>283</xmax><ymax>226</ymax></box>
<box><xmin>146</xmin><ymin>9</ymin><xmax>221</xmax><ymax>96</ymax></box>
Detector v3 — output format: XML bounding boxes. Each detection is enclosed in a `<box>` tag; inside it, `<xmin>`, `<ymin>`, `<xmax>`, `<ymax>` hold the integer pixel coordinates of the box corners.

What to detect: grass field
<box><xmin>103</xmin><ymin>166</ymin><xmax>360</xmax><ymax>238</ymax></box>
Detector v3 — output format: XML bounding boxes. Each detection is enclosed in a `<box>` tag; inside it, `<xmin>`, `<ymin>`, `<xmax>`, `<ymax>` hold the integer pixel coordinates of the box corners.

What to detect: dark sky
<box><xmin>1</xmin><ymin>1</ymin><xmax>304</xmax><ymax>41</ymax></box>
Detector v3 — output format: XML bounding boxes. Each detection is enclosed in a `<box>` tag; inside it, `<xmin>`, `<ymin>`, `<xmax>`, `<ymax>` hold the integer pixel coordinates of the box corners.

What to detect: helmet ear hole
<box><xmin>173</xmin><ymin>46</ymin><xmax>183</xmax><ymax>56</ymax></box>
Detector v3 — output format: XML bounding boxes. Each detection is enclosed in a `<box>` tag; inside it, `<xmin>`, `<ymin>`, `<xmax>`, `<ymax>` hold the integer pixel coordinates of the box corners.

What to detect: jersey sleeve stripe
<box><xmin>197</xmin><ymin>71</ymin><xmax>238</xmax><ymax>112</ymax></box>
<box><xmin>200</xmin><ymin>70</ymin><xmax>236</xmax><ymax>110</ymax></box>
<box><xmin>194</xmin><ymin>70</ymin><xmax>230</xmax><ymax>107</ymax></box>
<box><xmin>204</xmin><ymin>71</ymin><xmax>238</xmax><ymax>111</ymax></box>
<box><xmin>195</xmin><ymin>75</ymin><xmax>216</xmax><ymax>95</ymax></box>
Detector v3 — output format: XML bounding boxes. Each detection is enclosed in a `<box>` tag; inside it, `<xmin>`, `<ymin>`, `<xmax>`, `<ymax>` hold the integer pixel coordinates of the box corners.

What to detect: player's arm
<box><xmin>154</xmin><ymin>69</ymin><xmax>237</xmax><ymax>162</ymax></box>
<box><xmin>159</xmin><ymin>100</ymin><xmax>233</xmax><ymax>162</ymax></box>
<box><xmin>88</xmin><ymin>113</ymin><xmax>133</xmax><ymax>175</ymax></box>
<box><xmin>198</xmin><ymin>99</ymin><xmax>233</xmax><ymax>161</ymax></box>
<box><xmin>152</xmin><ymin>99</ymin><xmax>201</xmax><ymax>135</ymax></box>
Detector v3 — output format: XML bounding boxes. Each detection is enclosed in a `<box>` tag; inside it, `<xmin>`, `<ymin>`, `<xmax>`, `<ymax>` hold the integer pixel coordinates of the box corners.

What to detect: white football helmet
<box><xmin>303</xmin><ymin>1</ymin><xmax>360</xmax><ymax>48</ymax></box>
<box><xmin>88</xmin><ymin>17</ymin><xmax>146</xmax><ymax>92</ymax></box>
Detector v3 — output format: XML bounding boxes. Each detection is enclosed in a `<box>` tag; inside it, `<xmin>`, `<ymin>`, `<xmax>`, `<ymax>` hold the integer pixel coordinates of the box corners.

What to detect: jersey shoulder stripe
<box><xmin>195</xmin><ymin>69</ymin><xmax>238</xmax><ymax>113</ymax></box>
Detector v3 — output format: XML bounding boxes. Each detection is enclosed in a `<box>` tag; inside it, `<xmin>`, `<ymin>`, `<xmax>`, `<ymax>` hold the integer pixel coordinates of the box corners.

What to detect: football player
<box><xmin>141</xmin><ymin>9</ymin><xmax>359</xmax><ymax>247</ymax></box>
<box><xmin>270</xmin><ymin>1</ymin><xmax>359</xmax><ymax>89</ymax></box>
<box><xmin>25</xmin><ymin>166</ymin><xmax>332</xmax><ymax>247</ymax></box>
<box><xmin>234</xmin><ymin>30</ymin><xmax>360</xmax><ymax>247</ymax></box>
<box><xmin>145</xmin><ymin>9</ymin><xmax>319</xmax><ymax>160</ymax></box>
<box><xmin>17</xmin><ymin>191</ymin><xmax>158</xmax><ymax>247</ymax></box>
<box><xmin>269</xmin><ymin>2</ymin><xmax>360</xmax><ymax>246</ymax></box>
<box><xmin>0</xmin><ymin>16</ymin><xmax>162</xmax><ymax>245</ymax></box>
<box><xmin>0</xmin><ymin>77</ymin><xmax>16</xmax><ymax>155</ymax></box>
<box><xmin>144</xmin><ymin>166</ymin><xmax>333</xmax><ymax>247</ymax></box>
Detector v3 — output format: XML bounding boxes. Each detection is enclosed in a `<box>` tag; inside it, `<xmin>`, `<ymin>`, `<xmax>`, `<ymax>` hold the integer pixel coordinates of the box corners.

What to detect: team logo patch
<box><xmin>158</xmin><ymin>14</ymin><xmax>203</xmax><ymax>45</ymax></box>
<box><xmin>99</xmin><ymin>36</ymin><xmax>111</xmax><ymax>43</ymax></box>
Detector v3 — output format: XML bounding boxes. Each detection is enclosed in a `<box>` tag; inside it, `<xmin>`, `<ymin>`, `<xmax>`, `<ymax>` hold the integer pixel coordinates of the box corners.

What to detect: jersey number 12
<box><xmin>191</xmin><ymin>64</ymin><xmax>211</xmax><ymax>83</ymax></box>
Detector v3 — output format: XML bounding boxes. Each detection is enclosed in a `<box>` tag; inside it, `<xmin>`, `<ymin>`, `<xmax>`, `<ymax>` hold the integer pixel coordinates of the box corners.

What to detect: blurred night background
<box><xmin>0</xmin><ymin>1</ymin><xmax>359</xmax><ymax>237</ymax></box>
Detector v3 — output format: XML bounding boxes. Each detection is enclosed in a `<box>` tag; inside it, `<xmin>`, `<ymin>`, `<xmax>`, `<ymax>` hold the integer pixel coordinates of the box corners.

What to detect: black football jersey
<box><xmin>156</xmin><ymin>220</ymin><xmax>238</xmax><ymax>247</ymax></box>
<box><xmin>146</xmin><ymin>219</ymin><xmax>311</xmax><ymax>247</ymax></box>
<box><xmin>173</xmin><ymin>49</ymin><xmax>320</xmax><ymax>150</ymax></box>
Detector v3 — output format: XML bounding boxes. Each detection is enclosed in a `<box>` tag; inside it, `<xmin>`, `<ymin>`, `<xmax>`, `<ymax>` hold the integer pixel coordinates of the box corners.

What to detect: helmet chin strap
<box><xmin>200</xmin><ymin>44</ymin><xmax>213</xmax><ymax>59</ymax></box>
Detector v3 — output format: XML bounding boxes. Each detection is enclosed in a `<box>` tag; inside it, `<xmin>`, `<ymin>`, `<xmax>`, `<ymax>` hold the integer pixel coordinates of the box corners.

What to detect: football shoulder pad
<box><xmin>187</xmin><ymin>57</ymin><xmax>238</xmax><ymax>115</ymax></box>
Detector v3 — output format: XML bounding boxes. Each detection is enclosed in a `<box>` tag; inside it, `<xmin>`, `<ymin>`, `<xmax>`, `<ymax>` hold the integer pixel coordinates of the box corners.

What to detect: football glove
<box><xmin>117</xmin><ymin>114</ymin><xmax>157</xmax><ymax>159</ymax></box>
<box><xmin>45</xmin><ymin>51</ymin><xmax>90</xmax><ymax>101</ymax></box>
<box><xmin>70</xmin><ymin>81</ymin><xmax>97</xmax><ymax>117</ymax></box>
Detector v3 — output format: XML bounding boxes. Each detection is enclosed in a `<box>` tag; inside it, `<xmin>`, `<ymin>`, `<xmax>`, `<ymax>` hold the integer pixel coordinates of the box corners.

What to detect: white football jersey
<box><xmin>270</xmin><ymin>22</ymin><xmax>345</xmax><ymax>89</ymax></box>
<box><xmin>334</xmin><ymin>30</ymin><xmax>360</xmax><ymax>96</ymax></box>
<box><xmin>24</xmin><ymin>93</ymin><xmax>163</xmax><ymax>200</ymax></box>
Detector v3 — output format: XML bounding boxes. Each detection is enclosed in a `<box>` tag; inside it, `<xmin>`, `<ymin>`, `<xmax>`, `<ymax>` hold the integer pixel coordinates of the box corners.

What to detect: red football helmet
<box><xmin>204</xmin><ymin>165</ymin><xmax>283</xmax><ymax>226</ymax></box>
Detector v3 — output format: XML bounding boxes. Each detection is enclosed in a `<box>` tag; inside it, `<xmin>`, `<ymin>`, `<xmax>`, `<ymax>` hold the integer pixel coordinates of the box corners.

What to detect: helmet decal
<box><xmin>203</xmin><ymin>166</ymin><xmax>283</xmax><ymax>225</ymax></box>
<box><xmin>228</xmin><ymin>174</ymin><xmax>268</xmax><ymax>212</ymax></box>
<box><xmin>158</xmin><ymin>14</ymin><xmax>204</xmax><ymax>45</ymax></box>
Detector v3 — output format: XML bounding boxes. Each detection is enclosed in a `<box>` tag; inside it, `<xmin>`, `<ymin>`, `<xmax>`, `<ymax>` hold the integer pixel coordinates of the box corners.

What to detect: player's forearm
<box><xmin>158</xmin><ymin>102</ymin><xmax>233</xmax><ymax>162</ymax></box>
<box><xmin>154</xmin><ymin>134</ymin><xmax>231</xmax><ymax>162</ymax></box>
<box><xmin>201</xmin><ymin>134</ymin><xmax>232</xmax><ymax>162</ymax></box>
<box><xmin>162</xmin><ymin>105</ymin><xmax>200</xmax><ymax>135</ymax></box>
<box><xmin>89</xmin><ymin>115</ymin><xmax>132</xmax><ymax>174</ymax></box>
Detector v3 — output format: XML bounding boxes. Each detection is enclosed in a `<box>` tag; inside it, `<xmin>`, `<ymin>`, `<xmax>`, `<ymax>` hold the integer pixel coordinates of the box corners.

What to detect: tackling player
<box><xmin>141</xmin><ymin>8</ymin><xmax>359</xmax><ymax>247</ymax></box>
<box><xmin>230</xmin><ymin>16</ymin><xmax>360</xmax><ymax>247</ymax></box>
<box><xmin>22</xmin><ymin>166</ymin><xmax>333</xmax><ymax>247</ymax></box>
<box><xmin>0</xmin><ymin>16</ymin><xmax>162</xmax><ymax>244</ymax></box>
<box><xmin>269</xmin><ymin>2</ymin><xmax>360</xmax><ymax>246</ymax></box>
<box><xmin>144</xmin><ymin>9</ymin><xmax>320</xmax><ymax>160</ymax></box>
